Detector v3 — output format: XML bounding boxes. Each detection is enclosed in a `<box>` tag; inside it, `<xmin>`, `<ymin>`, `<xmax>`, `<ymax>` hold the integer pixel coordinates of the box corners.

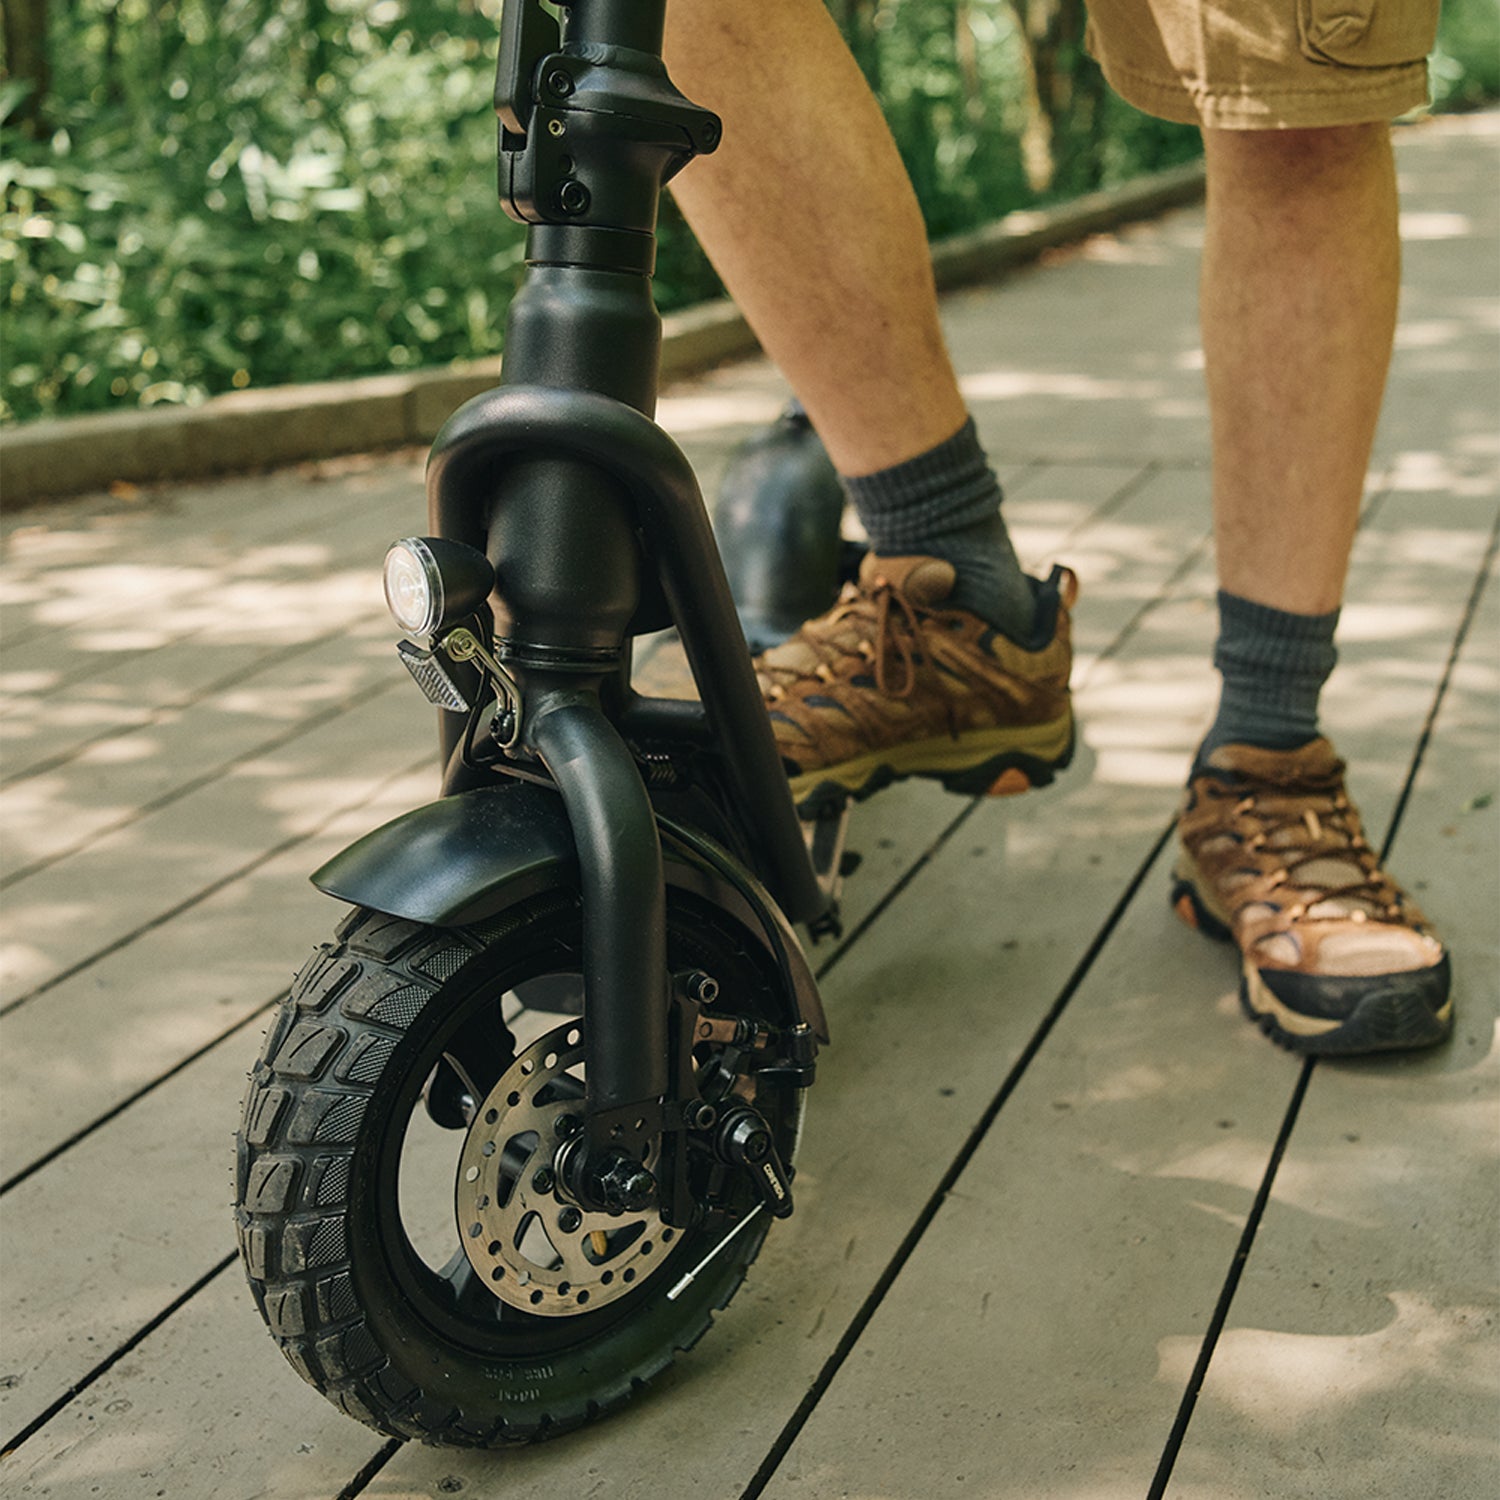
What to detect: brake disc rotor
<box><xmin>455</xmin><ymin>1019</ymin><xmax>676</xmax><ymax>1316</ymax></box>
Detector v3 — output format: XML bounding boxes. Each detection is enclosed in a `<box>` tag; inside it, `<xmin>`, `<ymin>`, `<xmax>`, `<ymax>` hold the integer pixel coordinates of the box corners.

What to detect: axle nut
<box><xmin>594</xmin><ymin>1156</ymin><xmax>657</xmax><ymax>1214</ymax></box>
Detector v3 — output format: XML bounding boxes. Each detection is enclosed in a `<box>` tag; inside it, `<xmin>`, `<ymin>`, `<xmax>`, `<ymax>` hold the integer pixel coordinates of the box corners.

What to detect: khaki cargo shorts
<box><xmin>1085</xmin><ymin>0</ymin><xmax>1440</xmax><ymax>129</ymax></box>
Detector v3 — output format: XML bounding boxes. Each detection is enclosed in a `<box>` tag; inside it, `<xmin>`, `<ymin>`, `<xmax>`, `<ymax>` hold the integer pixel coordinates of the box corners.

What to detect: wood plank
<box><xmin>0</xmin><ymin>453</ymin><xmax>423</xmax><ymax>639</ymax></box>
<box><xmin>0</xmin><ymin>410</ymin><xmax>798</xmax><ymax>783</ymax></box>
<box><xmin>749</xmin><ymin>492</ymin><xmax>1497</xmax><ymax>1498</ymax></box>
<box><xmin>0</xmin><ymin>684</ymin><xmax>433</xmax><ymax>1004</ymax></box>
<box><xmin>0</xmin><ymin>771</ymin><xmax>444</xmax><ymax>1440</ymax></box>
<box><xmin>0</xmin><ymin>1024</ymin><xmax>273</xmax><ymax>1444</ymax></box>
<box><xmin>1165</xmin><ymin>551</ymin><xmax>1499</xmax><ymax>1499</ymax></box>
<box><xmin>951</xmin><ymin>212</ymin><xmax>1213</xmax><ymax>469</ymax></box>
<box><xmin>0</xmin><ymin>499</ymin><xmax>417</xmax><ymax>781</ymax></box>
<box><xmin>0</xmin><ymin>404</ymin><xmax>774</xmax><ymax>693</ymax></box>
<box><xmin>0</xmin><ymin>621</ymin><xmax>406</xmax><ymax>880</ymax></box>
<box><xmin>1375</xmin><ymin>113</ymin><xmax>1500</xmax><ymax>472</ymax></box>
<box><xmin>0</xmin><ymin>766</ymin><xmax>432</xmax><ymax>1181</ymax></box>
<box><xmin>0</xmin><ymin>471</ymin><xmax>420</xmax><ymax>706</ymax></box>
<box><xmin>0</xmin><ymin>1272</ymin><xmax>388</xmax><ymax>1498</ymax></box>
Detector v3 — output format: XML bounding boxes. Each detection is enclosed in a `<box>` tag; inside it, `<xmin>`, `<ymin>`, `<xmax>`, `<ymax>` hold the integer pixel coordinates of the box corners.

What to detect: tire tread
<box><xmin>235</xmin><ymin>897</ymin><xmax>782</xmax><ymax>1448</ymax></box>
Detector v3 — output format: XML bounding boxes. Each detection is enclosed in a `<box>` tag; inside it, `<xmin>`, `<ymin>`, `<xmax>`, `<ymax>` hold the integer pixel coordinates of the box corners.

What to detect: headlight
<box><xmin>383</xmin><ymin>537</ymin><xmax>495</xmax><ymax>640</ymax></box>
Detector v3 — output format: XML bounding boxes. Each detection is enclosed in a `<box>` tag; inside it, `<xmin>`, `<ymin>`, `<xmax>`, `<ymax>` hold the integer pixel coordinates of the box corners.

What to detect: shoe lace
<box><xmin>765</xmin><ymin>573</ymin><xmax>928</xmax><ymax>702</ymax></box>
<box><xmin>1212</xmin><ymin>774</ymin><xmax>1407</xmax><ymax>923</ymax></box>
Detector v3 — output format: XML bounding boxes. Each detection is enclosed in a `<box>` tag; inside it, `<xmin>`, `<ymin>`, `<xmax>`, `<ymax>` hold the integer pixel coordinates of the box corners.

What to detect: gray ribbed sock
<box><xmin>1198</xmin><ymin>589</ymin><xmax>1339</xmax><ymax>766</ymax></box>
<box><xmin>842</xmin><ymin>417</ymin><xmax>1036</xmax><ymax>642</ymax></box>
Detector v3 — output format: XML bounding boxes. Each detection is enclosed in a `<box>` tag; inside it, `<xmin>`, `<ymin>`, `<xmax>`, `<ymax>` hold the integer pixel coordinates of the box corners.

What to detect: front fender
<box><xmin>312</xmin><ymin>781</ymin><xmax>827</xmax><ymax>1042</ymax></box>
<box><xmin>313</xmin><ymin>781</ymin><xmax>575</xmax><ymax>928</ymax></box>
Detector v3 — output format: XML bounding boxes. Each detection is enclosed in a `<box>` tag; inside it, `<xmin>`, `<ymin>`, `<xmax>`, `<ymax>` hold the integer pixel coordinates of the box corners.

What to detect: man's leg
<box><xmin>1195</xmin><ymin>123</ymin><xmax>1398</xmax><ymax>762</ymax></box>
<box><xmin>1203</xmin><ymin>123</ymin><xmax>1398</xmax><ymax>618</ymax></box>
<box><xmin>663</xmin><ymin>0</ymin><xmax>1075</xmax><ymax>811</ymax></box>
<box><xmin>664</xmin><ymin>0</ymin><xmax>963</xmax><ymax>476</ymax></box>
<box><xmin>1175</xmin><ymin>123</ymin><xmax>1450</xmax><ymax>1054</ymax></box>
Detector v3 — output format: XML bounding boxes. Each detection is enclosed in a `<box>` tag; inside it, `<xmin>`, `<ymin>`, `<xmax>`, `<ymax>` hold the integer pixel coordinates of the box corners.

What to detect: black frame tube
<box><xmin>526</xmin><ymin>695</ymin><xmax>667</xmax><ymax>1120</ymax></box>
<box><xmin>428</xmin><ymin>383</ymin><xmax>827</xmax><ymax>927</ymax></box>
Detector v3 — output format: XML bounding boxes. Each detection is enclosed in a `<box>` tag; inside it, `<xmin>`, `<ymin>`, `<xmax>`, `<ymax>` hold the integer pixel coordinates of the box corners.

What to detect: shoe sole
<box><xmin>787</xmin><ymin>713</ymin><xmax>1075</xmax><ymax>815</ymax></box>
<box><xmin>1170</xmin><ymin>867</ymin><xmax>1454</xmax><ymax>1057</ymax></box>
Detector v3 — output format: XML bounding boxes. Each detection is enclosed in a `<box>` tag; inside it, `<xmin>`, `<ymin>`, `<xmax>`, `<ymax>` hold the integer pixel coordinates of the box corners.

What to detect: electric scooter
<box><xmin>234</xmin><ymin>0</ymin><xmax>848</xmax><ymax>1447</ymax></box>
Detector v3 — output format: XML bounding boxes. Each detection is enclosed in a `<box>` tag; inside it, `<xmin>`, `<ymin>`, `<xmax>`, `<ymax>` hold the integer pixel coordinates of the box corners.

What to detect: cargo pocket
<box><xmin>1297</xmin><ymin>0</ymin><xmax>1440</xmax><ymax>69</ymax></box>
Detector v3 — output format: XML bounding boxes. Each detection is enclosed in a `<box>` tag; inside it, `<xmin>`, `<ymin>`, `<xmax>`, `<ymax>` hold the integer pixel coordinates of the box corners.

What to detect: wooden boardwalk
<box><xmin>1</xmin><ymin>113</ymin><xmax>1496</xmax><ymax>1499</ymax></box>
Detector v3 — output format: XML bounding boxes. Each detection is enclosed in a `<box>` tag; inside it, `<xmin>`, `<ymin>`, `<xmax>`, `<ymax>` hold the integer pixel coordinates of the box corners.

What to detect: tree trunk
<box><xmin>1005</xmin><ymin>0</ymin><xmax>1105</xmax><ymax>194</ymax></box>
<box><xmin>1</xmin><ymin>0</ymin><xmax>51</xmax><ymax>137</ymax></box>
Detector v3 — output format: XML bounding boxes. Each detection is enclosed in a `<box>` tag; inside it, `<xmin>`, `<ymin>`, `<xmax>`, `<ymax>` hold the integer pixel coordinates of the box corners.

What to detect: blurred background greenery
<box><xmin>2</xmin><ymin>0</ymin><xmax>1495</xmax><ymax>425</ymax></box>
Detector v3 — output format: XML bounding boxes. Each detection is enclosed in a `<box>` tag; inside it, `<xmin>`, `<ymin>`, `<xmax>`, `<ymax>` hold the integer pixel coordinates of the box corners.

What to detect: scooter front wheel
<box><xmin>234</xmin><ymin>886</ymin><xmax>801</xmax><ymax>1447</ymax></box>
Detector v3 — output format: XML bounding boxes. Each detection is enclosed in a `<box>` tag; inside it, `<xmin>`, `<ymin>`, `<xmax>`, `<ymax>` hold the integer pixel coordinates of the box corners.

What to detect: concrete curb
<box><xmin>0</xmin><ymin>160</ymin><xmax>1204</xmax><ymax>507</ymax></box>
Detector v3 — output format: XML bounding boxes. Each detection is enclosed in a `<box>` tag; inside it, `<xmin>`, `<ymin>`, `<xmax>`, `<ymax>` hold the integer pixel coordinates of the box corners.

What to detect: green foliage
<box><xmin>849</xmin><ymin>1</ymin><xmax>1033</xmax><ymax>238</ymax></box>
<box><xmin>841</xmin><ymin>1</ymin><xmax>1200</xmax><ymax>227</ymax></box>
<box><xmin>1429</xmin><ymin>0</ymin><xmax>1500</xmax><ymax>113</ymax></box>
<box><xmin>4</xmin><ymin>0</ymin><xmax>1493</xmax><ymax>426</ymax></box>
<box><xmin>2</xmin><ymin>0</ymin><xmax>524</xmax><ymax>423</ymax></box>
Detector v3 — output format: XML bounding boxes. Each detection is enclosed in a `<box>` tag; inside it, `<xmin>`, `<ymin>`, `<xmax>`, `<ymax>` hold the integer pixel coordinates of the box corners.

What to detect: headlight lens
<box><xmin>382</xmin><ymin>536</ymin><xmax>496</xmax><ymax>640</ymax></box>
<box><xmin>383</xmin><ymin>539</ymin><xmax>442</xmax><ymax>637</ymax></box>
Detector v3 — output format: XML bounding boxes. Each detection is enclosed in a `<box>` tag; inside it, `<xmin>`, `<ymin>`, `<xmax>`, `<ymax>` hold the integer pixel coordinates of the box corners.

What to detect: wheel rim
<box><xmin>455</xmin><ymin>1019</ymin><xmax>678</xmax><ymax>1316</ymax></box>
<box><xmin>354</xmin><ymin>893</ymin><xmax>794</xmax><ymax>1361</ymax></box>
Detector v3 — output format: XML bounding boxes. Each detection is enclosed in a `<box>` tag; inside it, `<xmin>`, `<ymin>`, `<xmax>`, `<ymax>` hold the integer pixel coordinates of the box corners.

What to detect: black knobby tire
<box><xmin>234</xmin><ymin>887</ymin><xmax>799</xmax><ymax>1447</ymax></box>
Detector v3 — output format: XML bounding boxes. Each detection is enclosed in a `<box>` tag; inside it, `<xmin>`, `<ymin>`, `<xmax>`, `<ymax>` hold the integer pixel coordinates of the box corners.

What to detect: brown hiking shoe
<box><xmin>1173</xmin><ymin>738</ymin><xmax>1452</xmax><ymax>1056</ymax></box>
<box><xmin>755</xmin><ymin>552</ymin><xmax>1076</xmax><ymax>811</ymax></box>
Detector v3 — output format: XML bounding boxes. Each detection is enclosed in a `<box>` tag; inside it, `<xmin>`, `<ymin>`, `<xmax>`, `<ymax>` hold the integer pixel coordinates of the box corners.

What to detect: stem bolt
<box><xmin>546</xmin><ymin>69</ymin><xmax>574</xmax><ymax>97</ymax></box>
<box><xmin>557</xmin><ymin>179</ymin><xmax>590</xmax><ymax>216</ymax></box>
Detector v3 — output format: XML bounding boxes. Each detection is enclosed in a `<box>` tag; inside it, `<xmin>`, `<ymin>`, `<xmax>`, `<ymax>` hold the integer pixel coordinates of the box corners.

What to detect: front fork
<box><xmin>426</xmin><ymin>383</ymin><xmax>829</xmax><ymax>1225</ymax></box>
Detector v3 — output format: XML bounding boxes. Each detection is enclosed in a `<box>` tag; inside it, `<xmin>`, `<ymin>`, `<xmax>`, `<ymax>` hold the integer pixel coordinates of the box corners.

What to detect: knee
<box><xmin>1204</xmin><ymin>122</ymin><xmax>1392</xmax><ymax>194</ymax></box>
